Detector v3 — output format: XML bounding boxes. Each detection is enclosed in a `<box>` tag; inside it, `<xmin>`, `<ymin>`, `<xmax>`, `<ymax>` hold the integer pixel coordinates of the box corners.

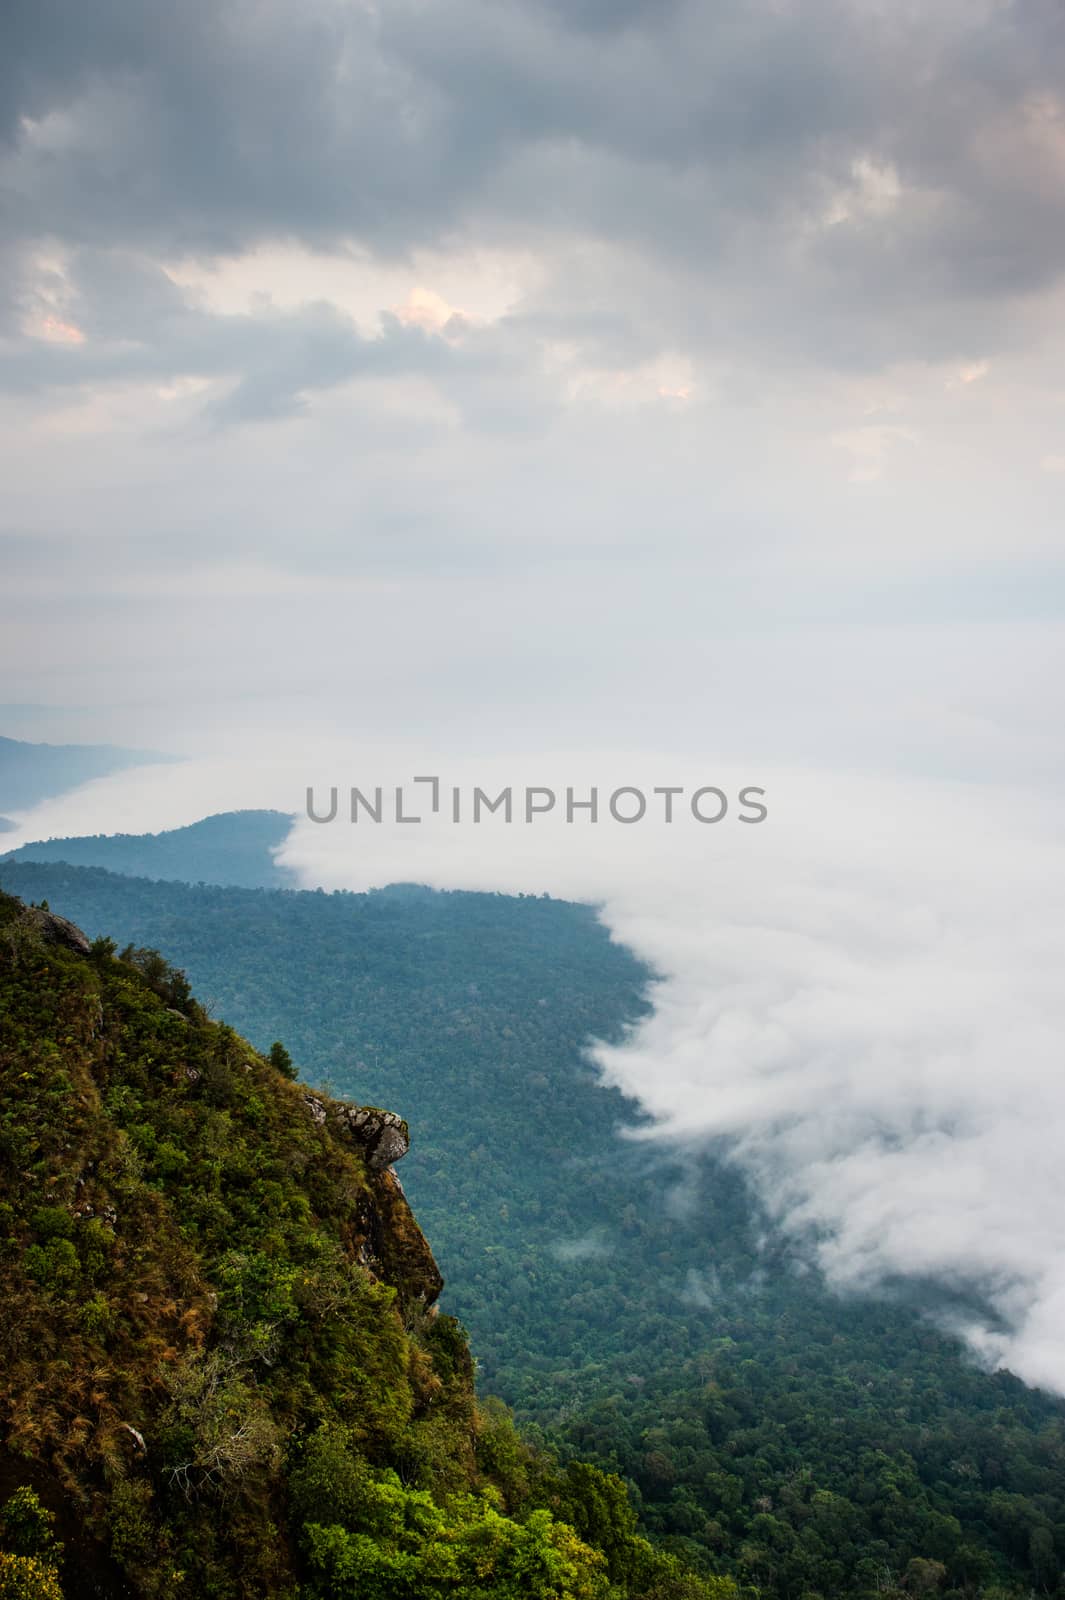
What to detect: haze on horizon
<box><xmin>4</xmin><ymin>0</ymin><xmax>1065</xmax><ymax>1390</ymax></box>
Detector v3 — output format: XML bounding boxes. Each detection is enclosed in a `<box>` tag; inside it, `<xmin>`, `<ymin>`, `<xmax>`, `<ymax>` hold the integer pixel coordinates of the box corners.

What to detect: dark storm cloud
<box><xmin>4</xmin><ymin>0</ymin><xmax>1065</xmax><ymax>380</ymax></box>
<box><xmin>532</xmin><ymin>0</ymin><xmax>683</xmax><ymax>34</ymax></box>
<box><xmin>1</xmin><ymin>2</ymin><xmax>1063</xmax><ymax>263</ymax></box>
<box><xmin>2</xmin><ymin>0</ymin><xmax>487</xmax><ymax>253</ymax></box>
<box><xmin>1</xmin><ymin>0</ymin><xmax>895</xmax><ymax>259</ymax></box>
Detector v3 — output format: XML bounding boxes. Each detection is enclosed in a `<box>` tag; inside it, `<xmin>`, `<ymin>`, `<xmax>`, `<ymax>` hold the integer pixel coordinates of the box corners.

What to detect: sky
<box><xmin>4</xmin><ymin>0</ymin><xmax>1065</xmax><ymax>1388</ymax></box>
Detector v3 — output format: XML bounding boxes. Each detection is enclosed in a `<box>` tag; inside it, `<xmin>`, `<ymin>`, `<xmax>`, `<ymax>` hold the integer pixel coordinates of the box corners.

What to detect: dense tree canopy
<box><xmin>2</xmin><ymin>863</ymin><xmax>1063</xmax><ymax>1600</ymax></box>
<box><xmin>0</xmin><ymin>886</ymin><xmax>727</xmax><ymax>1600</ymax></box>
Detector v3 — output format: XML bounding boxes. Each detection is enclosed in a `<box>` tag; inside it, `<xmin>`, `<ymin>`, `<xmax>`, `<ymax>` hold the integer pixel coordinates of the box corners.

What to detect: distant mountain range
<box><xmin>0</xmin><ymin>808</ymin><xmax>296</xmax><ymax>889</ymax></box>
<box><xmin>0</xmin><ymin>733</ymin><xmax>169</xmax><ymax>813</ymax></box>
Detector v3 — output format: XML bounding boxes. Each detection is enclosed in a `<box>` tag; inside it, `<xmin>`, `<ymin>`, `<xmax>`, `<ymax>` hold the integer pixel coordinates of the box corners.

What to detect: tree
<box><xmin>269</xmin><ymin>1041</ymin><xmax>296</xmax><ymax>1079</ymax></box>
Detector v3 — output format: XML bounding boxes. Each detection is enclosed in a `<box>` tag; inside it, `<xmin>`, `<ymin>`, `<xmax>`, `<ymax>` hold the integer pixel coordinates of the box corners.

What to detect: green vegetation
<box><xmin>0</xmin><ymin>1550</ymin><xmax>64</xmax><ymax>1600</ymax></box>
<box><xmin>0</xmin><ymin>887</ymin><xmax>736</xmax><ymax>1600</ymax></box>
<box><xmin>0</xmin><ymin>1488</ymin><xmax>64</xmax><ymax>1597</ymax></box>
<box><xmin>2</xmin><ymin>863</ymin><xmax>1065</xmax><ymax>1600</ymax></box>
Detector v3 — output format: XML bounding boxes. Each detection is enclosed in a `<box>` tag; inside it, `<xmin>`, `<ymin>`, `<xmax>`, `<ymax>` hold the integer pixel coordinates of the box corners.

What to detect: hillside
<box><xmin>0</xmin><ymin>738</ymin><xmax>169</xmax><ymax>815</ymax></box>
<box><xmin>1</xmin><ymin>812</ymin><xmax>296</xmax><ymax>890</ymax></box>
<box><xmin>0</xmin><ymin>887</ymin><xmax>731</xmax><ymax>1600</ymax></box>
<box><xmin>2</xmin><ymin>863</ymin><xmax>1064</xmax><ymax>1599</ymax></box>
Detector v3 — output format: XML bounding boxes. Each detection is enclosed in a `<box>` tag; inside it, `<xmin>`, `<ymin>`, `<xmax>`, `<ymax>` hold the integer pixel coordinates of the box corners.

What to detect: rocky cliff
<box><xmin>0</xmin><ymin>890</ymin><xmax>456</xmax><ymax>1595</ymax></box>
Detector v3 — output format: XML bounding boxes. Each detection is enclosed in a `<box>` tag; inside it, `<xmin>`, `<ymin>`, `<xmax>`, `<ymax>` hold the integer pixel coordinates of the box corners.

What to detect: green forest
<box><xmin>2</xmin><ymin>861</ymin><xmax>1063</xmax><ymax>1600</ymax></box>
<box><xmin>0</xmin><ymin>813</ymin><xmax>295</xmax><ymax>891</ymax></box>
<box><xmin>0</xmin><ymin>886</ymin><xmax>732</xmax><ymax>1600</ymax></box>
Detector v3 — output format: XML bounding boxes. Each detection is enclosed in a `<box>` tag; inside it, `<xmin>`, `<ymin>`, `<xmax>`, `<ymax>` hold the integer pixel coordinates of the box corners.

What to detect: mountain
<box><xmin>0</xmin><ymin>888</ymin><xmax>728</xmax><ymax>1600</ymax></box>
<box><xmin>0</xmin><ymin>736</ymin><xmax>169</xmax><ymax>815</ymax></box>
<box><xmin>2</xmin><ymin>863</ymin><xmax>1063</xmax><ymax>1599</ymax></box>
<box><xmin>1</xmin><ymin>811</ymin><xmax>297</xmax><ymax>889</ymax></box>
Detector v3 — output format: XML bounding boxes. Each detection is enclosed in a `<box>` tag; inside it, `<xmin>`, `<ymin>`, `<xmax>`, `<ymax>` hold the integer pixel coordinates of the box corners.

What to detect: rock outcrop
<box><xmin>298</xmin><ymin>1091</ymin><xmax>437</xmax><ymax>1303</ymax></box>
<box><xmin>19</xmin><ymin>904</ymin><xmax>92</xmax><ymax>955</ymax></box>
<box><xmin>301</xmin><ymin>1095</ymin><xmax>410</xmax><ymax>1170</ymax></box>
<box><xmin>334</xmin><ymin>1104</ymin><xmax>410</xmax><ymax>1169</ymax></box>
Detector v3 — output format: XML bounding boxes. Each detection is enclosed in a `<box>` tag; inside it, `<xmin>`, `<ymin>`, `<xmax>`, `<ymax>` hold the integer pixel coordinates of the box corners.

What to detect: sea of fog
<box><xmin>6</xmin><ymin>748</ymin><xmax>1065</xmax><ymax>1393</ymax></box>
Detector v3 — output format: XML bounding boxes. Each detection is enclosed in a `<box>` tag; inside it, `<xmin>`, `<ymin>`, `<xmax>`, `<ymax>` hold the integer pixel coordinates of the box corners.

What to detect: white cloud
<box><xmin>13</xmin><ymin>743</ymin><xmax>1065</xmax><ymax>1393</ymax></box>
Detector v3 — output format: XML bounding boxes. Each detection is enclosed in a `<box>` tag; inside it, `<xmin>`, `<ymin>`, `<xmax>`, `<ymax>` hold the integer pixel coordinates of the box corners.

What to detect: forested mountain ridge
<box><xmin>0</xmin><ymin>737</ymin><xmax>168</xmax><ymax>814</ymax></box>
<box><xmin>1</xmin><ymin>863</ymin><xmax>1064</xmax><ymax>1600</ymax></box>
<box><xmin>0</xmin><ymin>811</ymin><xmax>296</xmax><ymax>890</ymax></box>
<box><xmin>0</xmin><ymin>886</ymin><xmax>730</xmax><ymax>1600</ymax></box>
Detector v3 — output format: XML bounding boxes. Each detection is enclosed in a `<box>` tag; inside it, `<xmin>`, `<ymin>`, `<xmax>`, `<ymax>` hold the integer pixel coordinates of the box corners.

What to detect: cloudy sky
<box><xmin>5</xmin><ymin>0</ymin><xmax>1065</xmax><ymax>1388</ymax></box>
<box><xmin>4</xmin><ymin>0</ymin><xmax>1065</xmax><ymax>756</ymax></box>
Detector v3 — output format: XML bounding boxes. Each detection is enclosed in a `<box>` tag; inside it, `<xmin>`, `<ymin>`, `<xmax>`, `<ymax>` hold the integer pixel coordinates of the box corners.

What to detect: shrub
<box><xmin>0</xmin><ymin>1553</ymin><xmax>64</xmax><ymax>1600</ymax></box>
<box><xmin>0</xmin><ymin>1490</ymin><xmax>61</xmax><ymax>1561</ymax></box>
<box><xmin>23</xmin><ymin>1239</ymin><xmax>79</xmax><ymax>1290</ymax></box>
<box><xmin>159</xmin><ymin>1350</ymin><xmax>280</xmax><ymax>1497</ymax></box>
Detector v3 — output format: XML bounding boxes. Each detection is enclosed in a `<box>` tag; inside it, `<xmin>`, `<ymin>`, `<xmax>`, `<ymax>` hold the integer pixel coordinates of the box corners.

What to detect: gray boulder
<box><xmin>334</xmin><ymin>1104</ymin><xmax>411</xmax><ymax>1169</ymax></box>
<box><xmin>21</xmin><ymin>905</ymin><xmax>92</xmax><ymax>955</ymax></box>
